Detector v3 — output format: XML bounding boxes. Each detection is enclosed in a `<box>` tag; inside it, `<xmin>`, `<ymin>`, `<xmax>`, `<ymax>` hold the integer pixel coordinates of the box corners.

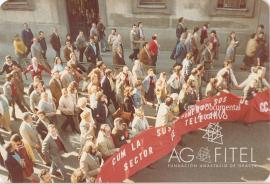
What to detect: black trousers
<box><xmin>129</xmin><ymin>49</ymin><xmax>139</xmax><ymax>60</ymax></box>
<box><xmin>61</xmin><ymin>114</ymin><xmax>77</xmax><ymax>132</ymax></box>
<box><xmin>108</xmin><ymin>92</ymin><xmax>119</xmax><ymax>110</ymax></box>
<box><xmin>54</xmin><ymin>48</ymin><xmax>61</xmax><ymax>58</ymax></box>
<box><xmin>79</xmin><ymin>47</ymin><xmax>85</xmax><ymax>63</ymax></box>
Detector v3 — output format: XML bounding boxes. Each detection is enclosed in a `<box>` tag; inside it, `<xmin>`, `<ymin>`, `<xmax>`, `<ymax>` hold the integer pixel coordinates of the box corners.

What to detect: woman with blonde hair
<box><xmin>80</xmin><ymin>111</ymin><xmax>96</xmax><ymax>150</ymax></box>
<box><xmin>131</xmin><ymin>108</ymin><xmax>149</xmax><ymax>136</ymax></box>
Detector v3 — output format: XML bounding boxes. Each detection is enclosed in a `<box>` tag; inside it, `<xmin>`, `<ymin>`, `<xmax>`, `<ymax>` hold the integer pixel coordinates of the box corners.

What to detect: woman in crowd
<box><xmin>80</xmin><ymin>111</ymin><xmax>96</xmax><ymax>150</ymax></box>
<box><xmin>13</xmin><ymin>34</ymin><xmax>27</xmax><ymax>66</ymax></box>
<box><xmin>143</xmin><ymin>68</ymin><xmax>157</xmax><ymax>104</ymax></box>
<box><xmin>131</xmin><ymin>108</ymin><xmax>149</xmax><ymax>136</ymax></box>
<box><xmin>52</xmin><ymin>57</ymin><xmax>64</xmax><ymax>73</ymax></box>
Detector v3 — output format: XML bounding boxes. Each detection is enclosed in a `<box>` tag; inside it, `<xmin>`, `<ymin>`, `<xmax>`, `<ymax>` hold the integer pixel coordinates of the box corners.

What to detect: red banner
<box><xmin>96</xmin><ymin>90</ymin><xmax>270</xmax><ymax>182</ymax></box>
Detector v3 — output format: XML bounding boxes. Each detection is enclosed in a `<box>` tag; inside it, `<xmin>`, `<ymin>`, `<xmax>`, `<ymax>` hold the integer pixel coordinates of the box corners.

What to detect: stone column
<box><xmin>98</xmin><ymin>0</ymin><xmax>108</xmax><ymax>25</ymax></box>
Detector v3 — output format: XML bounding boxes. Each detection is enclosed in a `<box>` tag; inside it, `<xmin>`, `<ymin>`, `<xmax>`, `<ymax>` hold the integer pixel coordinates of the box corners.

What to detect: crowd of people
<box><xmin>0</xmin><ymin>16</ymin><xmax>269</xmax><ymax>183</ymax></box>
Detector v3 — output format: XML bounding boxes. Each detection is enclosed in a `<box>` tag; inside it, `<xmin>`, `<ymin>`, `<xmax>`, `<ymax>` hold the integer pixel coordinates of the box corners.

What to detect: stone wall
<box><xmin>104</xmin><ymin>0</ymin><xmax>269</xmax><ymax>54</ymax></box>
<box><xmin>0</xmin><ymin>0</ymin><xmax>69</xmax><ymax>47</ymax></box>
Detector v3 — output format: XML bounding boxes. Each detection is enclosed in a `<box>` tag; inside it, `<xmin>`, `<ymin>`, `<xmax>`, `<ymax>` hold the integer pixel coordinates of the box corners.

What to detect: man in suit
<box><xmin>42</xmin><ymin>124</ymin><xmax>67</xmax><ymax>180</ymax></box>
<box><xmin>176</xmin><ymin>17</ymin><xmax>186</xmax><ymax>40</ymax></box>
<box><xmin>84</xmin><ymin>36</ymin><xmax>97</xmax><ymax>72</ymax></box>
<box><xmin>21</xmin><ymin>23</ymin><xmax>34</xmax><ymax>57</ymax></box>
<box><xmin>30</xmin><ymin>82</ymin><xmax>44</xmax><ymax>113</ymax></box>
<box><xmin>3</xmin><ymin>73</ymin><xmax>27</xmax><ymax>120</ymax></box>
<box><xmin>80</xmin><ymin>142</ymin><xmax>102</xmax><ymax>182</ymax></box>
<box><xmin>92</xmin><ymin>92</ymin><xmax>109</xmax><ymax>133</ymax></box>
<box><xmin>38</xmin><ymin>31</ymin><xmax>47</xmax><ymax>59</ymax></box>
<box><xmin>101</xmin><ymin>69</ymin><xmax>119</xmax><ymax>110</ymax></box>
<box><xmin>19</xmin><ymin>112</ymin><xmax>46</xmax><ymax>163</ymax></box>
<box><xmin>49</xmin><ymin>70</ymin><xmax>62</xmax><ymax>108</ymax></box>
<box><xmin>4</xmin><ymin>142</ymin><xmax>24</xmax><ymax>182</ymax></box>
<box><xmin>50</xmin><ymin>27</ymin><xmax>61</xmax><ymax>57</ymax></box>
<box><xmin>36</xmin><ymin>111</ymin><xmax>51</xmax><ymax>141</ymax></box>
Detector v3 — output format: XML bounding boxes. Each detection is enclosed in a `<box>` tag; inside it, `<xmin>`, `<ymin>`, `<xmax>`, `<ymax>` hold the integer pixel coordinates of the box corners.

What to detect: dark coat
<box><xmin>21</xmin><ymin>29</ymin><xmax>34</xmax><ymax>47</ymax></box>
<box><xmin>4</xmin><ymin>153</ymin><xmax>24</xmax><ymax>183</ymax></box>
<box><xmin>176</xmin><ymin>23</ymin><xmax>185</xmax><ymax>40</ymax></box>
<box><xmin>50</xmin><ymin>33</ymin><xmax>61</xmax><ymax>50</ymax></box>
<box><xmin>174</xmin><ymin>41</ymin><xmax>187</xmax><ymax>64</ymax></box>
<box><xmin>84</xmin><ymin>44</ymin><xmax>97</xmax><ymax>64</ymax></box>
<box><xmin>39</xmin><ymin>37</ymin><xmax>47</xmax><ymax>51</ymax></box>
<box><xmin>36</xmin><ymin>119</ymin><xmax>50</xmax><ymax>140</ymax></box>
<box><xmin>93</xmin><ymin>101</ymin><xmax>107</xmax><ymax>126</ymax></box>
<box><xmin>101</xmin><ymin>77</ymin><xmax>113</xmax><ymax>99</ymax></box>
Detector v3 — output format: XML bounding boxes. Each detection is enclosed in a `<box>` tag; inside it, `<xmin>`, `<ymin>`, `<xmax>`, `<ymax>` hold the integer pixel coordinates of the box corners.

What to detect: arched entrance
<box><xmin>66</xmin><ymin>0</ymin><xmax>99</xmax><ymax>39</ymax></box>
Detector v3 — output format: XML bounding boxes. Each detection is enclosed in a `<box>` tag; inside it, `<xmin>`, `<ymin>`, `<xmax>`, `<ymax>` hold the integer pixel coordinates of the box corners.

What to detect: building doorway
<box><xmin>66</xmin><ymin>0</ymin><xmax>99</xmax><ymax>40</ymax></box>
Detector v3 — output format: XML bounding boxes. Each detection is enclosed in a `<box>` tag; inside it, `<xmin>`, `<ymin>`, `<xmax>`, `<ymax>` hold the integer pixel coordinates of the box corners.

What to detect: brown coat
<box><xmin>245</xmin><ymin>38</ymin><xmax>259</xmax><ymax>57</ymax></box>
<box><xmin>49</xmin><ymin>78</ymin><xmax>62</xmax><ymax>107</ymax></box>
<box><xmin>139</xmin><ymin>47</ymin><xmax>152</xmax><ymax>65</ymax></box>
<box><xmin>63</xmin><ymin>46</ymin><xmax>73</xmax><ymax>62</ymax></box>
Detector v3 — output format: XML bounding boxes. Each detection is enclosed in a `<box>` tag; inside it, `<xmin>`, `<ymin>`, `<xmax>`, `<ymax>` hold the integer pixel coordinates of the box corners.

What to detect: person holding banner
<box><xmin>131</xmin><ymin>108</ymin><xmax>150</xmax><ymax>136</ymax></box>
<box><xmin>80</xmin><ymin>141</ymin><xmax>102</xmax><ymax>182</ymax></box>
<box><xmin>155</xmin><ymin>97</ymin><xmax>176</xmax><ymax>127</ymax></box>
<box><xmin>242</xmin><ymin>79</ymin><xmax>258</xmax><ymax>101</ymax></box>
<box><xmin>96</xmin><ymin>124</ymin><xmax>119</xmax><ymax>160</ymax></box>
<box><xmin>216</xmin><ymin>60</ymin><xmax>239</xmax><ymax>90</ymax></box>
<box><xmin>205</xmin><ymin>78</ymin><xmax>219</xmax><ymax>98</ymax></box>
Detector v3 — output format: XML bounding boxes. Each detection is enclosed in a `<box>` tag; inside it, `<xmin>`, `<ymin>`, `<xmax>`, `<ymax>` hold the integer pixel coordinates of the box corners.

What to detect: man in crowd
<box><xmin>21</xmin><ymin>23</ymin><xmax>34</xmax><ymax>57</ymax></box>
<box><xmin>50</xmin><ymin>27</ymin><xmax>61</xmax><ymax>57</ymax></box>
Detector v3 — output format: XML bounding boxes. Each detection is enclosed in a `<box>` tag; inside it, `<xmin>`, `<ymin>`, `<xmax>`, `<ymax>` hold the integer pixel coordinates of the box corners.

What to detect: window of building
<box><xmin>138</xmin><ymin>0</ymin><xmax>166</xmax><ymax>8</ymax></box>
<box><xmin>1</xmin><ymin>0</ymin><xmax>33</xmax><ymax>10</ymax></box>
<box><xmin>209</xmin><ymin>0</ymin><xmax>255</xmax><ymax>17</ymax></box>
<box><xmin>132</xmin><ymin>0</ymin><xmax>173</xmax><ymax>14</ymax></box>
<box><xmin>217</xmin><ymin>0</ymin><xmax>247</xmax><ymax>9</ymax></box>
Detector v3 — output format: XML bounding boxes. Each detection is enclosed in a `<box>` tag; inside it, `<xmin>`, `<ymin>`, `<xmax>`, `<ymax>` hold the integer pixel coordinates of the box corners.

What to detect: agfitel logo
<box><xmin>168</xmin><ymin>123</ymin><xmax>256</xmax><ymax>167</ymax></box>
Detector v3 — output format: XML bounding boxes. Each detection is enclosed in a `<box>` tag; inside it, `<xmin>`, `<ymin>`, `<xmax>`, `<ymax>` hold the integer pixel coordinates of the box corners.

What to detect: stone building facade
<box><xmin>0</xmin><ymin>0</ymin><xmax>269</xmax><ymax>54</ymax></box>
